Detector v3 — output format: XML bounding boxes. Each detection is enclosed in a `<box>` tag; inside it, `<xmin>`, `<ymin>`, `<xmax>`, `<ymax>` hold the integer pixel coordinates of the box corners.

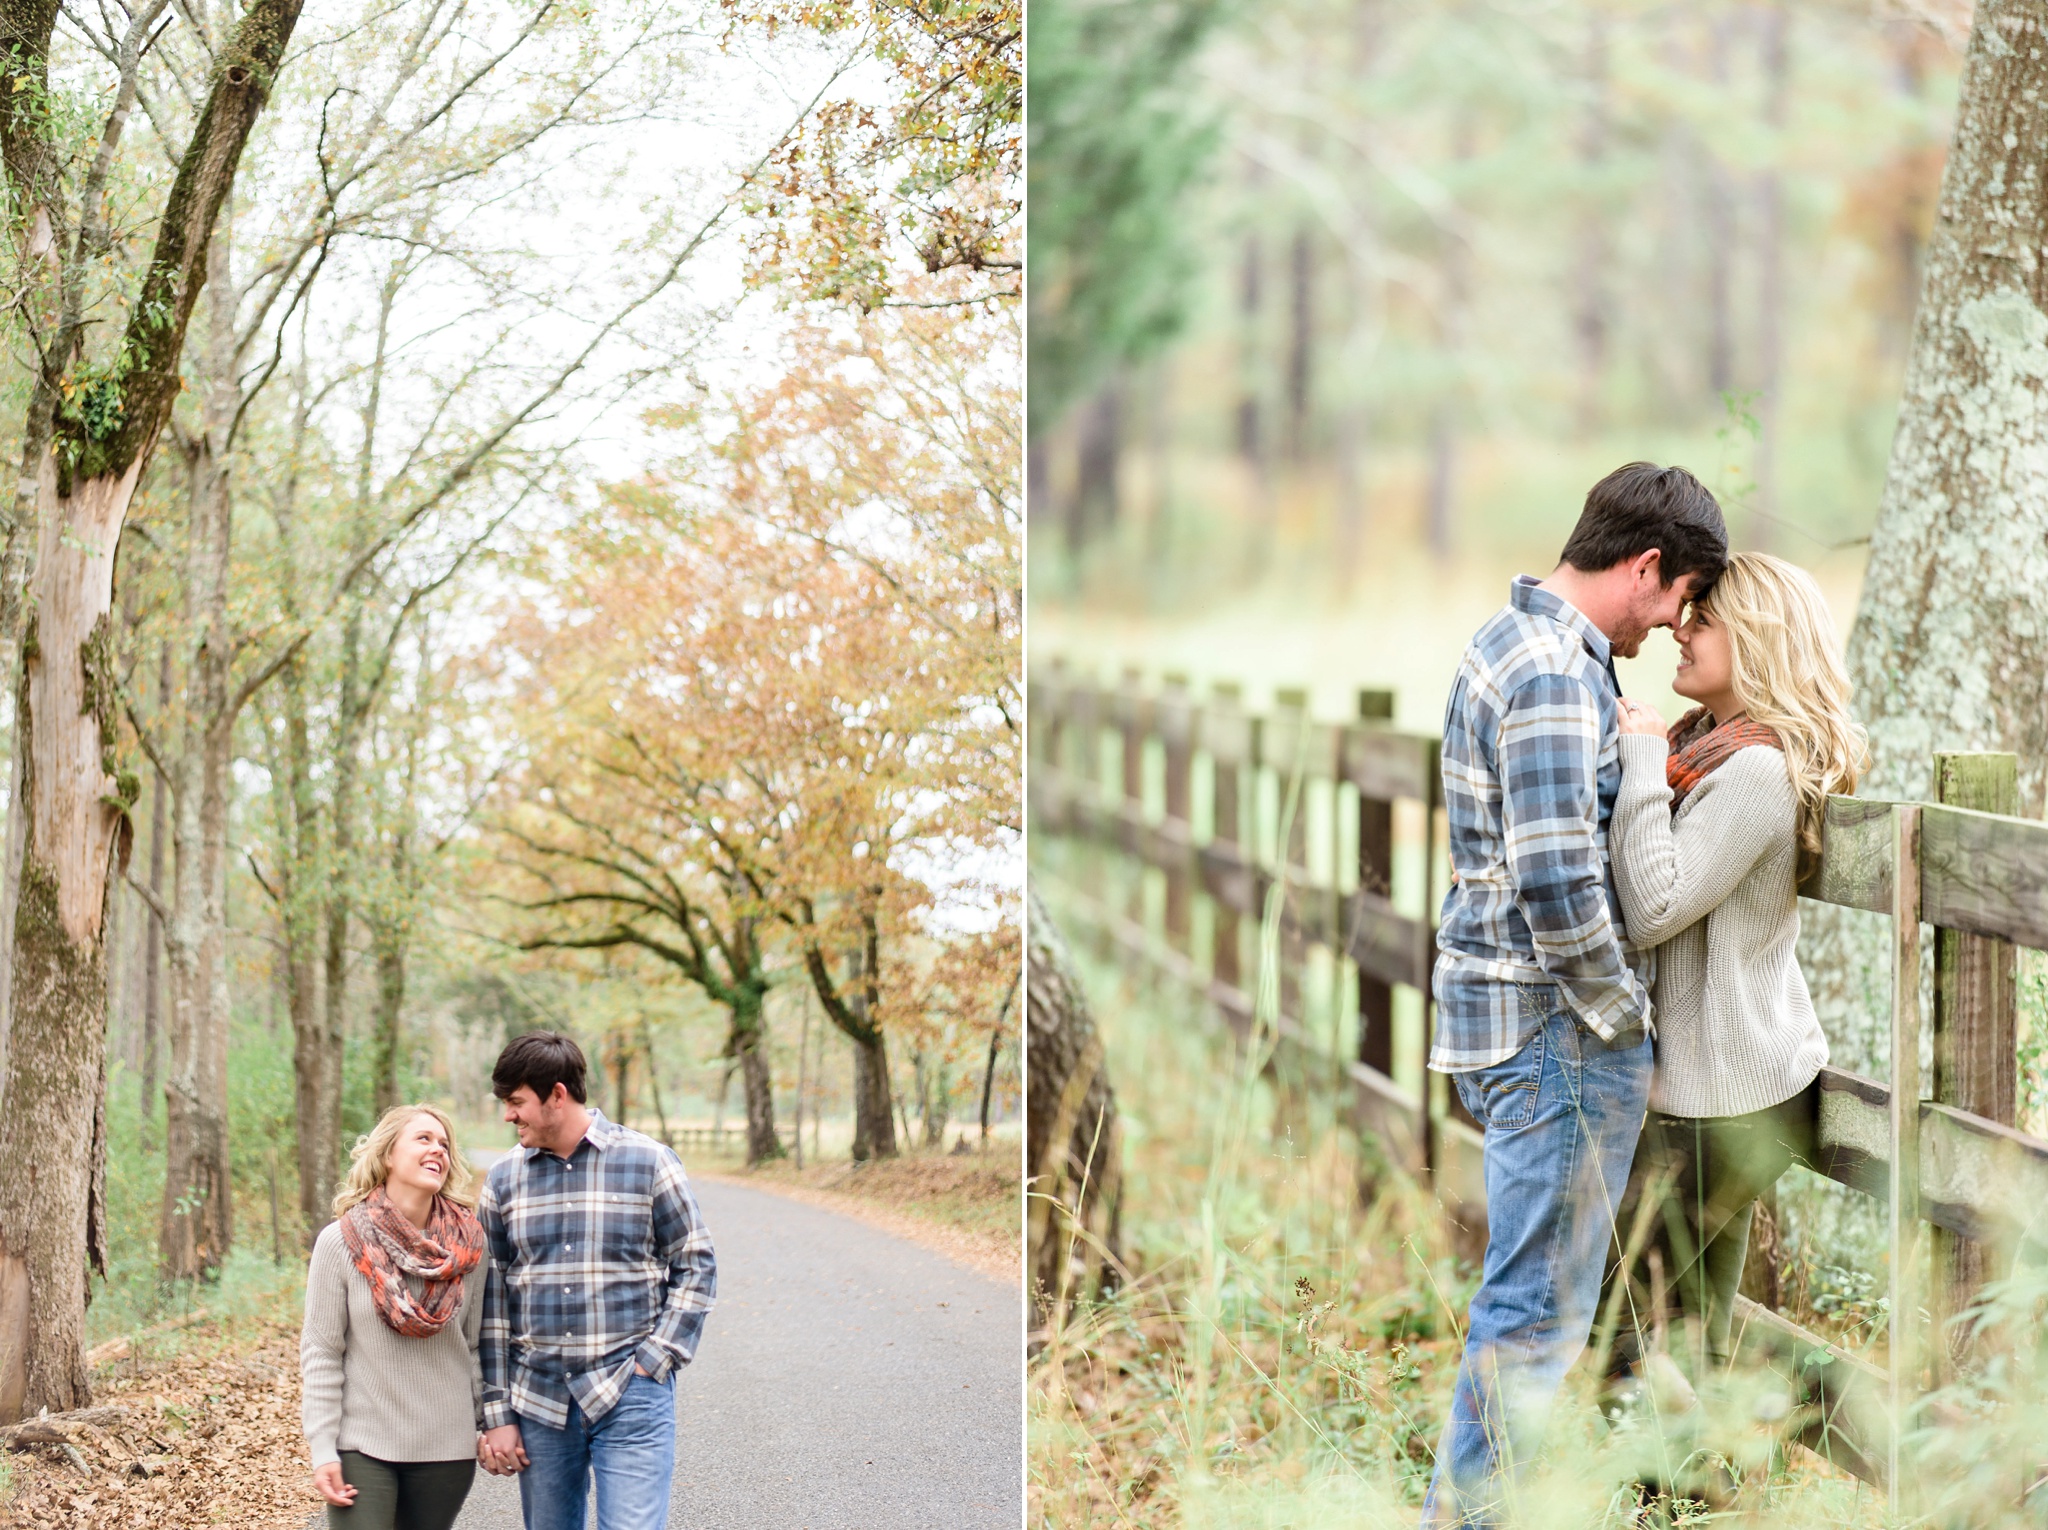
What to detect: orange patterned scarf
<box><xmin>339</xmin><ymin>1186</ymin><xmax>484</xmax><ymax>1338</ymax></box>
<box><xmin>1665</xmin><ymin>706</ymin><xmax>1783</xmax><ymax>814</ymax></box>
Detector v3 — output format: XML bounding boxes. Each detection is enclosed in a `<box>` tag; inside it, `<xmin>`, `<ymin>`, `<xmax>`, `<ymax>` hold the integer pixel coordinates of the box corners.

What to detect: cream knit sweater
<box><xmin>1611</xmin><ymin>733</ymin><xmax>1829</xmax><ymax>1119</ymax></box>
<box><xmin>300</xmin><ymin>1219</ymin><xmax>485</xmax><ymax>1467</ymax></box>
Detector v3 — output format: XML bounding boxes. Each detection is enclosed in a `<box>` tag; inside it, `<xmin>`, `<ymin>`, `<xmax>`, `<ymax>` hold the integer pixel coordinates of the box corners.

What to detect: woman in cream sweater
<box><xmin>1605</xmin><ymin>551</ymin><xmax>1864</xmax><ymax>1373</ymax></box>
<box><xmin>301</xmin><ymin>1104</ymin><xmax>488</xmax><ymax>1528</ymax></box>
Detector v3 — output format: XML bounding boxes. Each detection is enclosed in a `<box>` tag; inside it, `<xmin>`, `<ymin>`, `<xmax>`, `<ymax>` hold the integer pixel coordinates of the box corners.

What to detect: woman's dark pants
<box><xmin>326</xmin><ymin>1451</ymin><xmax>476</xmax><ymax>1530</ymax></box>
<box><xmin>1601</xmin><ymin>1079</ymin><xmax>1819</xmax><ymax>1375</ymax></box>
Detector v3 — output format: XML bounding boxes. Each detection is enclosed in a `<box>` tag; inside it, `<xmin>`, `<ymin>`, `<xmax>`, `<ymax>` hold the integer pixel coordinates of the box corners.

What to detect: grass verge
<box><xmin>705</xmin><ymin>1142</ymin><xmax>1022</xmax><ymax>1281</ymax></box>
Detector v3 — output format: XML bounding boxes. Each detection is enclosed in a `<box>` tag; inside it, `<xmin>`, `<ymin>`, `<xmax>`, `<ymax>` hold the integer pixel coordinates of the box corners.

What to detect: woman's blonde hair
<box><xmin>1700</xmin><ymin>551</ymin><xmax>1869</xmax><ymax>872</ymax></box>
<box><xmin>332</xmin><ymin>1103</ymin><xmax>478</xmax><ymax>1216</ymax></box>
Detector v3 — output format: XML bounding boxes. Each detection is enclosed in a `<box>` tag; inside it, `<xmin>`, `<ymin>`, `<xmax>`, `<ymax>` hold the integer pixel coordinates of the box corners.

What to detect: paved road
<box><xmin>450</xmin><ymin>1176</ymin><xmax>1022</xmax><ymax>1530</ymax></box>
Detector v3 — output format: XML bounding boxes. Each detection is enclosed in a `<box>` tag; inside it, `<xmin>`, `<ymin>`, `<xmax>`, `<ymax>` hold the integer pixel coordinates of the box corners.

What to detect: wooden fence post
<box><xmin>1930</xmin><ymin>751</ymin><xmax>2020</xmax><ymax>1379</ymax></box>
<box><xmin>1889</xmin><ymin>802</ymin><xmax>1924</xmax><ymax>1513</ymax></box>
<box><xmin>1355</xmin><ymin>688</ymin><xmax>1396</xmax><ymax>1078</ymax></box>
<box><xmin>1209</xmin><ymin>683</ymin><xmax>1246</xmax><ymax>1001</ymax></box>
<box><xmin>1273</xmin><ymin>687</ymin><xmax>1310</xmax><ymax>1022</ymax></box>
<box><xmin>1116</xmin><ymin>668</ymin><xmax>1148</xmax><ymax>934</ymax></box>
<box><xmin>1159</xmin><ymin>675</ymin><xmax>1195</xmax><ymax>955</ymax></box>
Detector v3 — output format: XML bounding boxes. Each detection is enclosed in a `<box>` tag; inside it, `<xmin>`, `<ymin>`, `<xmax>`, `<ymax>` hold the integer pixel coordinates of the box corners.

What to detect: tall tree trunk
<box><xmin>850</xmin><ymin>1029</ymin><xmax>896</xmax><ymax>1162</ymax></box>
<box><xmin>732</xmin><ymin>988</ymin><xmax>783</xmax><ymax>1166</ymax></box>
<box><xmin>1703</xmin><ymin>16</ymin><xmax>1736</xmax><ymax>402</ymax></box>
<box><xmin>370</xmin><ymin>920</ymin><xmax>405</xmax><ymax>1119</ymax></box>
<box><xmin>1750</xmin><ymin>2</ymin><xmax>1790</xmax><ymax>549</ymax></box>
<box><xmin>1426</xmin><ymin>122</ymin><xmax>1473</xmax><ymax>559</ymax></box>
<box><xmin>0</xmin><ymin>0</ymin><xmax>306</xmax><ymax>1419</ymax></box>
<box><xmin>279</xmin><ymin>651</ymin><xmax>340</xmax><ymax>1243</ymax></box>
<box><xmin>1284</xmin><ymin>227</ymin><xmax>1313</xmax><ymax>464</ymax></box>
<box><xmin>1804</xmin><ymin>0</ymin><xmax>2048</xmax><ymax>1071</ymax></box>
<box><xmin>1573</xmin><ymin>12</ymin><xmax>1610</xmax><ymax>436</ymax></box>
<box><xmin>159</xmin><ymin>226</ymin><xmax>241</xmax><ymax>1284</ymax></box>
<box><xmin>139</xmin><ymin>647</ymin><xmax>166</xmax><ymax>1136</ymax></box>
<box><xmin>159</xmin><ymin>410</ymin><xmax>234</xmax><ymax>1283</ymax></box>
<box><xmin>322</xmin><ymin>598</ymin><xmax>363</xmax><ymax>1121</ymax></box>
<box><xmin>801</xmin><ymin>913</ymin><xmax>897</xmax><ymax>1161</ymax></box>
<box><xmin>1070</xmin><ymin>381</ymin><xmax>1121</xmax><ymax>553</ymax></box>
<box><xmin>1027</xmin><ymin>882</ymin><xmax>1121</xmax><ymax>1314</ymax></box>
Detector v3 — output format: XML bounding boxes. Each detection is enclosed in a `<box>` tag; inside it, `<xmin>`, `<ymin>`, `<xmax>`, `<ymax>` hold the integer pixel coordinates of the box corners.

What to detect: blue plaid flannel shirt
<box><xmin>1431</xmin><ymin>575</ymin><xmax>1655</xmax><ymax>1071</ymax></box>
<box><xmin>478</xmin><ymin>1109</ymin><xmax>717</xmax><ymax>1430</ymax></box>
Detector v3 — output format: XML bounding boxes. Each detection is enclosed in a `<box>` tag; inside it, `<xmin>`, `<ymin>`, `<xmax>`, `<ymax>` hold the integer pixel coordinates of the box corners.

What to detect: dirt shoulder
<box><xmin>694</xmin><ymin>1144</ymin><xmax>1022</xmax><ymax>1285</ymax></box>
<box><xmin>0</xmin><ymin>1322</ymin><xmax>319</xmax><ymax>1529</ymax></box>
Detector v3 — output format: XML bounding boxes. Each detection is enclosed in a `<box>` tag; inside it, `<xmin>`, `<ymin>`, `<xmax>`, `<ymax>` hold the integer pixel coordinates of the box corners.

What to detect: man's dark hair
<box><xmin>1559</xmin><ymin>462</ymin><xmax>1728</xmax><ymax>592</ymax></box>
<box><xmin>492</xmin><ymin>1030</ymin><xmax>588</xmax><ymax>1105</ymax></box>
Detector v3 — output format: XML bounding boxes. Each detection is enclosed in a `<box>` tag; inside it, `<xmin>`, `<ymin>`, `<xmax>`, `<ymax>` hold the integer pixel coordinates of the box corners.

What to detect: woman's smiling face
<box><xmin>387</xmin><ymin>1112</ymin><xmax>451</xmax><ymax>1196</ymax></box>
<box><xmin>1671</xmin><ymin>602</ymin><xmax>1737</xmax><ymax>711</ymax></box>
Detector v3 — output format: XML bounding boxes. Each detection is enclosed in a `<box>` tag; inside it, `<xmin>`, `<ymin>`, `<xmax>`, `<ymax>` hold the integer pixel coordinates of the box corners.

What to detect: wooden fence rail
<box><xmin>1029</xmin><ymin>663</ymin><xmax>2048</xmax><ymax>1509</ymax></box>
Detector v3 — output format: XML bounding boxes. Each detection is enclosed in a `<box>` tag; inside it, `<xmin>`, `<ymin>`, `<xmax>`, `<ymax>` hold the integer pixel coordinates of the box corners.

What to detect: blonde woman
<box><xmin>301</xmin><ymin>1105</ymin><xmax>488</xmax><ymax>1529</ymax></box>
<box><xmin>1606</xmin><ymin>551</ymin><xmax>1865</xmax><ymax>1372</ymax></box>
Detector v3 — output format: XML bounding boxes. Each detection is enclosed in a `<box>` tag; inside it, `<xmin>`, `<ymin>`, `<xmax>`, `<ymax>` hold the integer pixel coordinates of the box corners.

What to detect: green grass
<box><xmin>1028</xmin><ymin>873</ymin><xmax>2048</xmax><ymax>1528</ymax></box>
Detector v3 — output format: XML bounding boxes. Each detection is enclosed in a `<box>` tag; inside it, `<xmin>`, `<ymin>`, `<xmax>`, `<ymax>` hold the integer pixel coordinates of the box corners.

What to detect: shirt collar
<box><xmin>523</xmin><ymin>1105</ymin><xmax>620</xmax><ymax>1161</ymax></box>
<box><xmin>1511</xmin><ymin>574</ymin><xmax>1612</xmax><ymax>668</ymax></box>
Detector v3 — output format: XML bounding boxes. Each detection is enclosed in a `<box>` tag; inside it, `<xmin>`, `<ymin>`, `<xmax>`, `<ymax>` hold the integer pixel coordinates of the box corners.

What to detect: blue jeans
<box><xmin>1422</xmin><ymin>1005</ymin><xmax>1653</xmax><ymax>1528</ymax></box>
<box><xmin>518</xmin><ymin>1373</ymin><xmax>676</xmax><ymax>1530</ymax></box>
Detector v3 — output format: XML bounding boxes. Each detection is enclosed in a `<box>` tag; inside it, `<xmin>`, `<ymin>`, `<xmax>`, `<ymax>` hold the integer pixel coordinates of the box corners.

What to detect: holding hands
<box><xmin>479</xmin><ymin>1423</ymin><xmax>528</xmax><ymax>1475</ymax></box>
<box><xmin>1617</xmin><ymin>698</ymin><xmax>1666</xmax><ymax>739</ymax></box>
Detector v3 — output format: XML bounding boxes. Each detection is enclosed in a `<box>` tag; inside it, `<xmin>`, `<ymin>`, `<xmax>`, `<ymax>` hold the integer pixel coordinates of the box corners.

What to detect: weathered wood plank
<box><xmin>1889</xmin><ymin>805</ymin><xmax>1923</xmax><ymax>1508</ymax></box>
<box><xmin>1201</xmin><ymin>697</ymin><xmax>1256</xmax><ymax>768</ymax></box>
<box><xmin>1356</xmin><ymin>695</ymin><xmax>1398</xmax><ymax>1079</ymax></box>
<box><xmin>1930</xmin><ymin>753</ymin><xmax>2019</xmax><ymax>1381</ymax></box>
<box><xmin>1920</xmin><ymin>799</ymin><xmax>2048</xmax><ymax>951</ymax></box>
<box><xmin>1260</xmin><ymin>709</ymin><xmax>1341</xmax><ymax>781</ymax></box>
<box><xmin>1730</xmin><ymin>1296</ymin><xmax>1890</xmax><ymax>1487</ymax></box>
<box><xmin>1340</xmin><ymin>724</ymin><xmax>1437</xmax><ymax>805</ymax></box>
<box><xmin>1345</xmin><ymin>888</ymin><xmax>1433</xmax><ymax>992</ymax></box>
<box><xmin>1346</xmin><ymin>1059</ymin><xmax>1425</xmax><ymax>1175</ymax></box>
<box><xmin>1810</xmin><ymin>1064</ymin><xmax>2048</xmax><ymax>1255</ymax></box>
<box><xmin>1798</xmin><ymin>796</ymin><xmax>1894</xmax><ymax>913</ymax></box>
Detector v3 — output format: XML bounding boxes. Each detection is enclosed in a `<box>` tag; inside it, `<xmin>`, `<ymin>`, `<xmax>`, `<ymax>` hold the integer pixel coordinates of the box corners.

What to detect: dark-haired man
<box><xmin>475</xmin><ymin>1030</ymin><xmax>716</xmax><ymax>1530</ymax></box>
<box><xmin>1422</xmin><ymin>464</ymin><xmax>1727</xmax><ymax>1527</ymax></box>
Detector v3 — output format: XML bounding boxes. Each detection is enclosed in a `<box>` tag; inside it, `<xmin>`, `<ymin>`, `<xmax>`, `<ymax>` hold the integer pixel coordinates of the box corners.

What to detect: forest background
<box><xmin>0</xmin><ymin>0</ymin><xmax>1023</xmax><ymax>1475</ymax></box>
<box><xmin>1028</xmin><ymin>0</ymin><xmax>2048</xmax><ymax>1522</ymax></box>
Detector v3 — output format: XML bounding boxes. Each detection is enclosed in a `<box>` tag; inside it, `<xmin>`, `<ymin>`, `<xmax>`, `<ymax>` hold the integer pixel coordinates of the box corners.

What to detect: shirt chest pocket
<box><xmin>596</xmin><ymin>1189</ymin><xmax>654</xmax><ymax>1260</ymax></box>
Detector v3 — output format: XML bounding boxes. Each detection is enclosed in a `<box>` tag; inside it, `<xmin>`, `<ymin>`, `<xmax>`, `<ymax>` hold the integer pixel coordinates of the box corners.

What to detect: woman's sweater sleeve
<box><xmin>1611</xmin><ymin>736</ymin><xmax>1795</xmax><ymax>946</ymax></box>
<box><xmin>299</xmin><ymin>1226</ymin><xmax>350</xmax><ymax>1468</ymax></box>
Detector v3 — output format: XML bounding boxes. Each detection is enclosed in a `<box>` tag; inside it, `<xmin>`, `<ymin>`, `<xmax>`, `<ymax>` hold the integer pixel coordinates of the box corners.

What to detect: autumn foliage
<box><xmin>486</xmin><ymin>297</ymin><xmax>1019</xmax><ymax>1160</ymax></box>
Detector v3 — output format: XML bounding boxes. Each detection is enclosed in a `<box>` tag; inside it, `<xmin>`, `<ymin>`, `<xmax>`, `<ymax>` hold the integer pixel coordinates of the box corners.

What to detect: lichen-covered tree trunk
<box><xmin>1805</xmin><ymin>0</ymin><xmax>2048</xmax><ymax>1067</ymax></box>
<box><xmin>1026</xmin><ymin>882</ymin><xmax>1121</xmax><ymax>1315</ymax></box>
<box><xmin>0</xmin><ymin>0</ymin><xmax>306</xmax><ymax>1421</ymax></box>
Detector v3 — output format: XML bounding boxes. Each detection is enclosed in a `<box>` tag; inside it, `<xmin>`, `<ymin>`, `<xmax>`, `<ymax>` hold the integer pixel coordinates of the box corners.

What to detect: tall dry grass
<box><xmin>1027</xmin><ymin>864</ymin><xmax>2048</xmax><ymax>1529</ymax></box>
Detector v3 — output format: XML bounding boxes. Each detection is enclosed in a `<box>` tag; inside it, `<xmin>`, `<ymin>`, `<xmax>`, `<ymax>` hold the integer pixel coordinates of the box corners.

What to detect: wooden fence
<box><xmin>662</xmin><ymin>1125</ymin><xmax>749</xmax><ymax>1157</ymax></box>
<box><xmin>1028</xmin><ymin>662</ymin><xmax>2048</xmax><ymax>1508</ymax></box>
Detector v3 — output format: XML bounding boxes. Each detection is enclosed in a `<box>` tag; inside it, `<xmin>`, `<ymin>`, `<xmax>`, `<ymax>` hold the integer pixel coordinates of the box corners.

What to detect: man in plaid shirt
<box><xmin>476</xmin><ymin>1032</ymin><xmax>716</xmax><ymax>1530</ymax></box>
<box><xmin>1423</xmin><ymin>465</ymin><xmax>1726</xmax><ymax>1528</ymax></box>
